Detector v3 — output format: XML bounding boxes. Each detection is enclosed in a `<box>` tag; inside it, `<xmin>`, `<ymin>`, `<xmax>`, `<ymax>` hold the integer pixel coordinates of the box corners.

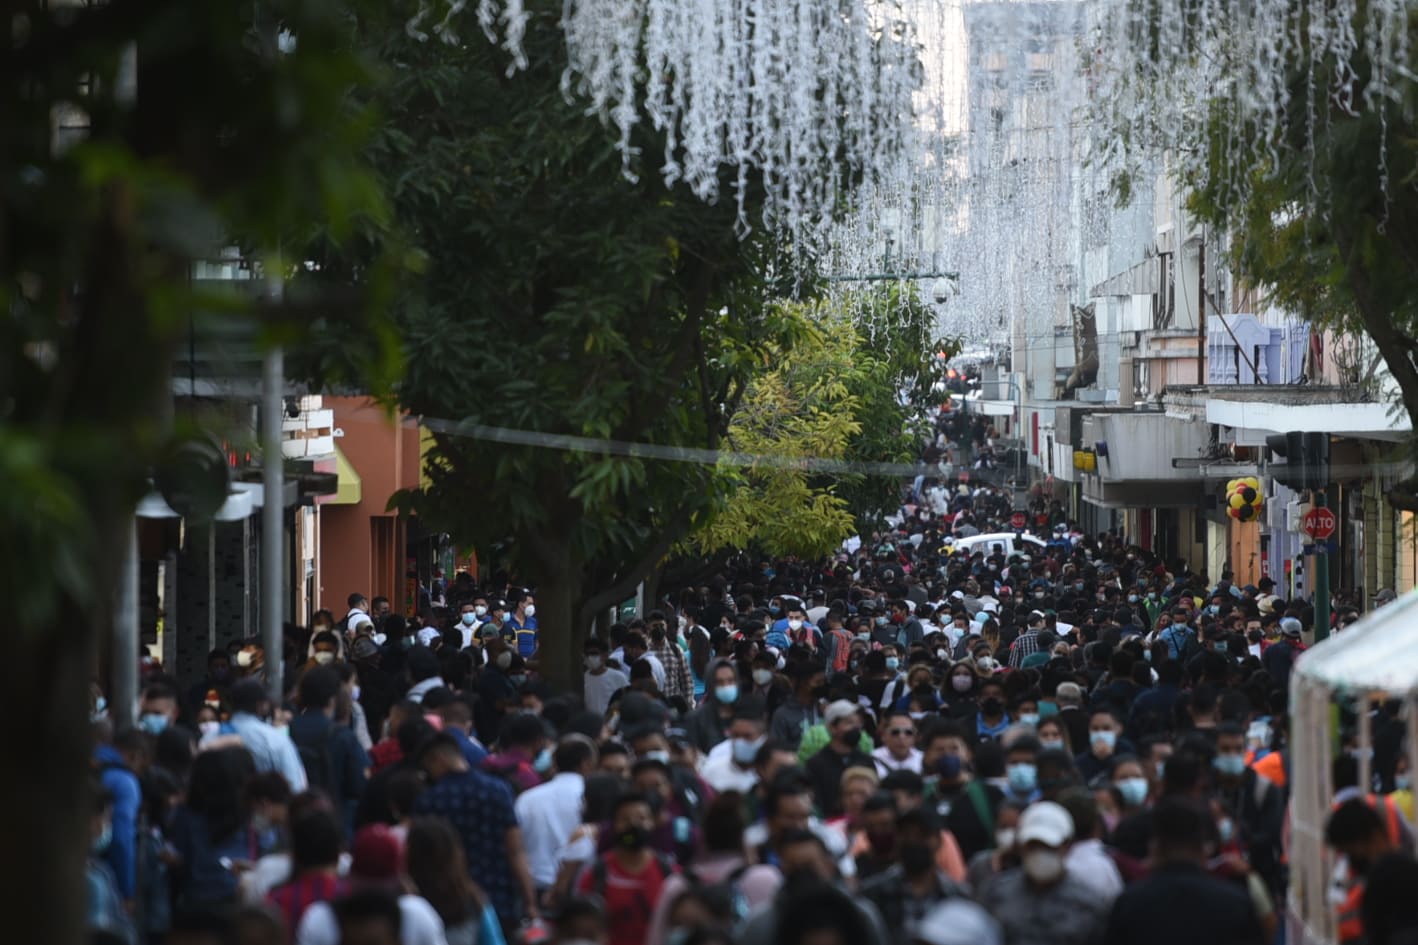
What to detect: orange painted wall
<box><xmin>319</xmin><ymin>397</ymin><xmax>422</xmax><ymax>615</ymax></box>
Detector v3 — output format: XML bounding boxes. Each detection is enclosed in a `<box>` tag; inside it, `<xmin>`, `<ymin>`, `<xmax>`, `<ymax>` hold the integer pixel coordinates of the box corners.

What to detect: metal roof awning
<box><xmin>314</xmin><ymin>446</ymin><xmax>362</xmax><ymax>506</ymax></box>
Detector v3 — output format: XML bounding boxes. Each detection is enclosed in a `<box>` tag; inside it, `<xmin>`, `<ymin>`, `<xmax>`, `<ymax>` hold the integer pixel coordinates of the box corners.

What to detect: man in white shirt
<box><xmin>295</xmin><ymin>823</ymin><xmax>445</xmax><ymax>945</ymax></box>
<box><xmin>872</xmin><ymin>710</ymin><xmax>923</xmax><ymax>775</ymax></box>
<box><xmin>514</xmin><ymin>735</ymin><xmax>598</xmax><ymax>895</ymax></box>
<box><xmin>582</xmin><ymin>637</ymin><xmax>629</xmax><ymax>717</ymax></box>
<box><xmin>700</xmin><ymin>699</ymin><xmax>767</xmax><ymax>793</ymax></box>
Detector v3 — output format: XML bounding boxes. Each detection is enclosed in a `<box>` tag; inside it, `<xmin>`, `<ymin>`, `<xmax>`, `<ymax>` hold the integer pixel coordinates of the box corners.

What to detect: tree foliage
<box><xmin>347</xmin><ymin>2</ymin><xmax>819</xmax><ymax>687</ymax></box>
<box><xmin>686</xmin><ymin>286</ymin><xmax>954</xmax><ymax>559</ymax></box>
<box><xmin>1180</xmin><ymin>8</ymin><xmax>1418</xmax><ymax>504</ymax></box>
<box><xmin>4</xmin><ymin>0</ymin><xmax>390</xmax><ymax>940</ymax></box>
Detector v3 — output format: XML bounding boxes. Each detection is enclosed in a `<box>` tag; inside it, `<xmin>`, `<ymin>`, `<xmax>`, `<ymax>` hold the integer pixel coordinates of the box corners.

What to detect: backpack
<box><xmin>586</xmin><ymin>851</ymin><xmax>678</xmax><ymax>907</ymax></box>
<box><xmin>828</xmin><ymin>628</ymin><xmax>854</xmax><ymax>674</ymax></box>
<box><xmin>684</xmin><ymin>863</ymin><xmax>752</xmax><ymax>922</ymax></box>
<box><xmin>294</xmin><ymin>720</ymin><xmax>339</xmax><ymax>796</ymax></box>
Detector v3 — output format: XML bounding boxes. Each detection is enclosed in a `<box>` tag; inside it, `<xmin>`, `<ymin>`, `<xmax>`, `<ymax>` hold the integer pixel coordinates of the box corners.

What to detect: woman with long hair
<box><xmin>404</xmin><ymin>816</ymin><xmax>504</xmax><ymax>945</ymax></box>
<box><xmin>170</xmin><ymin>746</ymin><xmax>263</xmax><ymax>908</ymax></box>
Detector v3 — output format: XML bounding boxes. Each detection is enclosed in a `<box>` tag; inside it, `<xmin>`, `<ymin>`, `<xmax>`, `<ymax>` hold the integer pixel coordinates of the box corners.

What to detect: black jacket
<box><xmin>1104</xmin><ymin>861</ymin><xmax>1264</xmax><ymax>945</ymax></box>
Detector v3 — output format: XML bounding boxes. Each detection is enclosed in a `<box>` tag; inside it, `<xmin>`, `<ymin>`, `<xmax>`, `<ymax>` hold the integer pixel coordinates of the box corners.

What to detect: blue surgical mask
<box><xmin>1213</xmin><ymin>753</ymin><xmax>1246</xmax><ymax>777</ymax></box>
<box><xmin>461</xmin><ymin>612</ymin><xmax>477</xmax><ymax>626</ymax></box>
<box><xmin>1090</xmin><ymin>729</ymin><xmax>1117</xmax><ymax>752</ymax></box>
<box><xmin>1117</xmin><ymin>777</ymin><xmax>1149</xmax><ymax>807</ymax></box>
<box><xmin>533</xmin><ymin>747</ymin><xmax>553</xmax><ymax>773</ymax></box>
<box><xmin>1396</xmin><ymin>774</ymin><xmax>1412</xmax><ymax>791</ymax></box>
<box><xmin>885</xmin><ymin>657</ymin><xmax>900</xmax><ymax>672</ymax></box>
<box><xmin>642</xmin><ymin>750</ymin><xmax>671</xmax><ymax>765</ymax></box>
<box><xmin>139</xmin><ymin>713</ymin><xmax>169</xmax><ymax>735</ymax></box>
<box><xmin>1040</xmin><ymin>737</ymin><xmax>1065</xmax><ymax>751</ymax></box>
<box><xmin>1007</xmin><ymin>762</ymin><xmax>1038</xmax><ymax>793</ymax></box>
<box><xmin>731</xmin><ymin>737</ymin><xmax>763</xmax><ymax>765</ymax></box>
<box><xmin>715</xmin><ymin>685</ymin><xmax>739</xmax><ymax>705</ymax></box>
<box><xmin>1128</xmin><ymin>594</ymin><xmax>1139</xmax><ymax>604</ymax></box>
<box><xmin>501</xmin><ymin>612</ymin><xmax>512</xmax><ymax>623</ymax></box>
<box><xmin>1217</xmin><ymin>817</ymin><xmax>1235</xmax><ymax>844</ymax></box>
<box><xmin>1018</xmin><ymin>712</ymin><xmax>1040</xmax><ymax>727</ymax></box>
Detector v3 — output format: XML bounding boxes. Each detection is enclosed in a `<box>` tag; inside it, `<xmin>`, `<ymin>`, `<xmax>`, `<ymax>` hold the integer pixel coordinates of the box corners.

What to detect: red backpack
<box><xmin>829</xmin><ymin>628</ymin><xmax>854</xmax><ymax>674</ymax></box>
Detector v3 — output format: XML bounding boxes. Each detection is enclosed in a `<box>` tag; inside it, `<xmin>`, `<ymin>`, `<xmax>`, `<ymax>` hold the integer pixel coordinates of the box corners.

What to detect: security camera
<box><xmin>932</xmin><ymin>278</ymin><xmax>959</xmax><ymax>304</ymax></box>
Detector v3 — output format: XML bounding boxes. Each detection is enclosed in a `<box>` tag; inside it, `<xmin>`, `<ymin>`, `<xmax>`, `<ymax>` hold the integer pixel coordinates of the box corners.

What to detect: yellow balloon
<box><xmin>1229</xmin><ymin>492</ymin><xmax>1246</xmax><ymax>509</ymax></box>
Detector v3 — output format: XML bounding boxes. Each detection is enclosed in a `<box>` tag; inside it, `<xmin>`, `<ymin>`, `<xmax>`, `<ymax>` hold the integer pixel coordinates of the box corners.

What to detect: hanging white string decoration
<box><xmin>1087</xmin><ymin>0</ymin><xmax>1414</xmax><ymax>216</ymax></box>
<box><xmin>424</xmin><ymin>0</ymin><xmax>926</xmax><ymax>248</ymax></box>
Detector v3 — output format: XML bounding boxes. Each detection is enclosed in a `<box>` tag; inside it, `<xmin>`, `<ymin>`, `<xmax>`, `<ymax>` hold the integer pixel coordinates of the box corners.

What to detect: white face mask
<box><xmin>1022</xmin><ymin>848</ymin><xmax>1066</xmax><ymax>884</ymax></box>
<box><xmin>313</xmin><ymin>651</ymin><xmax>336</xmax><ymax>665</ymax></box>
<box><xmin>496</xmin><ymin>652</ymin><xmax>513</xmax><ymax>670</ymax></box>
<box><xmin>585</xmin><ymin>655</ymin><xmax>604</xmax><ymax>671</ymax></box>
<box><xmin>995</xmin><ymin>828</ymin><xmax>1016</xmax><ymax>850</ymax></box>
<box><xmin>523</xmin><ymin>604</ymin><xmax>536</xmax><ymax>618</ymax></box>
<box><xmin>474</xmin><ymin>605</ymin><xmax>488</xmax><ymax>616</ymax></box>
<box><xmin>752</xmin><ymin>669</ymin><xmax>774</xmax><ymax>687</ymax></box>
<box><xmin>787</xmin><ymin>618</ymin><xmax>804</xmax><ymax>631</ymax></box>
<box><xmin>198</xmin><ymin>720</ymin><xmax>221</xmax><ymax>740</ymax></box>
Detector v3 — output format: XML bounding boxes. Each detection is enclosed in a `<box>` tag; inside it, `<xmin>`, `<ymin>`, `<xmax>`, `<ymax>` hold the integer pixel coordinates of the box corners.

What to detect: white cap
<box><xmin>1018</xmin><ymin>800</ymin><xmax>1074</xmax><ymax>847</ymax></box>
<box><xmin>914</xmin><ymin>899</ymin><xmax>1002</xmax><ymax>945</ymax></box>
<box><xmin>824</xmin><ymin>700</ymin><xmax>860</xmax><ymax>726</ymax></box>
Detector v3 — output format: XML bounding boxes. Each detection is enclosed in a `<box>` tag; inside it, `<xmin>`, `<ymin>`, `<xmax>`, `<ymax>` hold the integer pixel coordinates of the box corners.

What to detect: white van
<box><xmin>948</xmin><ymin>531</ymin><xmax>1047</xmax><ymax>558</ymax></box>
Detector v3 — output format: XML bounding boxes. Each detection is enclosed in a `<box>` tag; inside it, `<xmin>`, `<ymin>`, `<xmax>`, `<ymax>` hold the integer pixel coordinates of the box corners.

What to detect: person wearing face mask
<box><xmin>515</xmin><ymin>735</ymin><xmax>599</xmax><ymax>902</ymax></box>
<box><xmin>647</xmin><ymin>612</ymin><xmax>696</xmax><ymax>704</ymax></box>
<box><xmin>685</xmin><ymin>661</ymin><xmax>741</xmax><ymax>754</ymax></box>
<box><xmin>506</xmin><ymin>590</ymin><xmax>539</xmax><ymax>659</ymax></box>
<box><xmin>582</xmin><ymin>636</ymin><xmax>630</xmax><ymax>717</ymax></box>
<box><xmin>1075</xmin><ymin>705</ymin><xmax>1133</xmax><ymax>784</ymax></box>
<box><xmin>290</xmin><ymin>666</ymin><xmax>369</xmax><ymax>836</ymax></box>
<box><xmin>806</xmin><ymin>702</ymin><xmax>877</xmax><ymax>817</ymax></box>
<box><xmin>974</xmin><ymin>679</ymin><xmax>1011</xmax><ymax>741</ymax></box>
<box><xmin>941</xmin><ymin>664</ymin><xmax>980</xmax><ymax>720</ymax></box>
<box><xmin>137</xmin><ymin>680</ymin><xmax>181</xmax><ymax>737</ymax></box>
<box><xmin>1000</xmin><ymin>736</ymin><xmax>1041</xmax><ymax>804</ymax></box>
<box><xmin>859</xmin><ymin>806</ymin><xmax>963</xmax><ymax>942</ymax></box>
<box><xmin>577</xmin><ymin>792</ymin><xmax>681</xmax><ymax>945</ymax></box>
<box><xmin>770</xmin><ymin>663</ymin><xmax>828</xmax><ymax>752</ymax></box>
<box><xmin>87</xmin><ymin>780</ymin><xmax>138</xmax><ymax>945</ymax></box>
<box><xmin>454</xmin><ymin>602</ymin><xmax>482</xmax><ymax>649</ymax></box>
<box><xmin>472</xmin><ymin>638</ymin><xmax>519</xmax><ymax>744</ymax></box>
<box><xmin>1210</xmin><ymin>722</ymin><xmax>1285</xmax><ymax>896</ymax></box>
<box><xmin>979</xmin><ymin>800</ymin><xmax>1108</xmax><ymax>945</ymax></box>
<box><xmin>701</xmin><ymin>700</ymin><xmax>768</xmax><ymax>793</ymax></box>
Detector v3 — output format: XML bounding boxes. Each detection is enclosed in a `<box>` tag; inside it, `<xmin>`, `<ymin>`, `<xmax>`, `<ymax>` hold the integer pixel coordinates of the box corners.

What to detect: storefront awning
<box><xmin>319</xmin><ymin>446</ymin><xmax>362</xmax><ymax>506</ymax></box>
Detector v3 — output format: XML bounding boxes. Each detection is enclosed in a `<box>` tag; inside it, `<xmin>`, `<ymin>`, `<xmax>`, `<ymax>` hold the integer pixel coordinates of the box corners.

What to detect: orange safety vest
<box><xmin>1337</xmin><ymin>882</ymin><xmax>1365</xmax><ymax>945</ymax></box>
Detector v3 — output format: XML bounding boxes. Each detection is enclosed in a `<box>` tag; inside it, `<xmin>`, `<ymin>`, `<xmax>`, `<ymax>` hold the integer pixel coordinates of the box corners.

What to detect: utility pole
<box><xmin>261</xmin><ymin>259</ymin><xmax>285</xmax><ymax>704</ymax></box>
<box><xmin>1197</xmin><ymin>237</ymin><xmax>1207</xmax><ymax>384</ymax></box>
<box><xmin>1313</xmin><ymin>488</ymin><xmax>1331</xmax><ymax>642</ymax></box>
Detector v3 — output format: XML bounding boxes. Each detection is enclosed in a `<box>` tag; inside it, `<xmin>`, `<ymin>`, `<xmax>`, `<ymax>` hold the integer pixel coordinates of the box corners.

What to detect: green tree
<box><xmin>685</xmin><ymin>287</ymin><xmax>953</xmax><ymax>560</ymax></box>
<box><xmin>3</xmin><ymin>2</ymin><xmax>388</xmax><ymax>938</ymax></box>
<box><xmin>1142</xmin><ymin>6</ymin><xmax>1418</xmax><ymax>505</ymax></box>
<box><xmin>361</xmin><ymin>4</ymin><xmax>815</xmax><ymax>690</ymax></box>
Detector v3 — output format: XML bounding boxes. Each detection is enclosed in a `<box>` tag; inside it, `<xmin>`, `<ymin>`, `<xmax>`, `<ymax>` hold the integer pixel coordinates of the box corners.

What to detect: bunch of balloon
<box><xmin>1226</xmin><ymin>477</ymin><xmax>1264</xmax><ymax>522</ymax></box>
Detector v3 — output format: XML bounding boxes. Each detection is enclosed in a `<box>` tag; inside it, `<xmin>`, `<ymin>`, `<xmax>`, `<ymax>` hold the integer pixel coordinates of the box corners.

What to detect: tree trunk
<box><xmin>529</xmin><ymin>540</ymin><xmax>586</xmax><ymax>697</ymax></box>
<box><xmin>0</xmin><ymin>604</ymin><xmax>95</xmax><ymax>944</ymax></box>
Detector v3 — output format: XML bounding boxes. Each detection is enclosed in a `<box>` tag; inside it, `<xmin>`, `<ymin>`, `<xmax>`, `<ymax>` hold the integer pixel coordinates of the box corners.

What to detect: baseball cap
<box><xmin>349</xmin><ymin>824</ymin><xmax>402</xmax><ymax>885</ymax></box>
<box><xmin>1017</xmin><ymin>800</ymin><xmax>1074</xmax><ymax>847</ymax></box>
<box><xmin>1280</xmin><ymin>617</ymin><xmax>1303</xmax><ymax>637</ymax></box>
<box><xmin>824</xmin><ymin>700</ymin><xmax>860</xmax><ymax>726</ymax></box>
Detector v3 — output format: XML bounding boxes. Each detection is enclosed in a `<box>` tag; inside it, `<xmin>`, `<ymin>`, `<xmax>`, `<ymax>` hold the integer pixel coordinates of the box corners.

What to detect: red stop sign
<box><xmin>1303</xmin><ymin>507</ymin><xmax>1336</xmax><ymax>541</ymax></box>
<box><xmin>1011</xmin><ymin>511</ymin><xmax>1027</xmax><ymax>530</ymax></box>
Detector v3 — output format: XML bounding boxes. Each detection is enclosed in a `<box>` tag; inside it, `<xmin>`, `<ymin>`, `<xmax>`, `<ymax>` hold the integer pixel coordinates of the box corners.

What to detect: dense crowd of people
<box><xmin>88</xmin><ymin>425</ymin><xmax>1418</xmax><ymax>945</ymax></box>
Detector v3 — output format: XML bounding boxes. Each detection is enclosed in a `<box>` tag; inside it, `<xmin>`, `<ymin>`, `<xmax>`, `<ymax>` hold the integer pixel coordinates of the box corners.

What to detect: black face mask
<box><xmin>981</xmin><ymin>697</ymin><xmax>1004</xmax><ymax>715</ymax></box>
<box><xmin>811</xmin><ymin>684</ymin><xmax>829</xmax><ymax>700</ymax></box>
<box><xmin>899</xmin><ymin>842</ymin><xmax>936</xmax><ymax>876</ymax></box>
<box><xmin>617</xmin><ymin>825</ymin><xmax>650</xmax><ymax>851</ymax></box>
<box><xmin>839</xmin><ymin>727</ymin><xmax>862</xmax><ymax>747</ymax></box>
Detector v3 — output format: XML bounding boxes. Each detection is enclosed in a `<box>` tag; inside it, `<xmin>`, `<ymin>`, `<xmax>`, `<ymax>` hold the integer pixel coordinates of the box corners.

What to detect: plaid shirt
<box><xmin>860</xmin><ymin>866</ymin><xmax>962</xmax><ymax>942</ymax></box>
<box><xmin>650</xmin><ymin>639</ymin><xmax>695</xmax><ymax>701</ymax></box>
<box><xmin>1008</xmin><ymin>629</ymin><xmax>1041</xmax><ymax>668</ymax></box>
